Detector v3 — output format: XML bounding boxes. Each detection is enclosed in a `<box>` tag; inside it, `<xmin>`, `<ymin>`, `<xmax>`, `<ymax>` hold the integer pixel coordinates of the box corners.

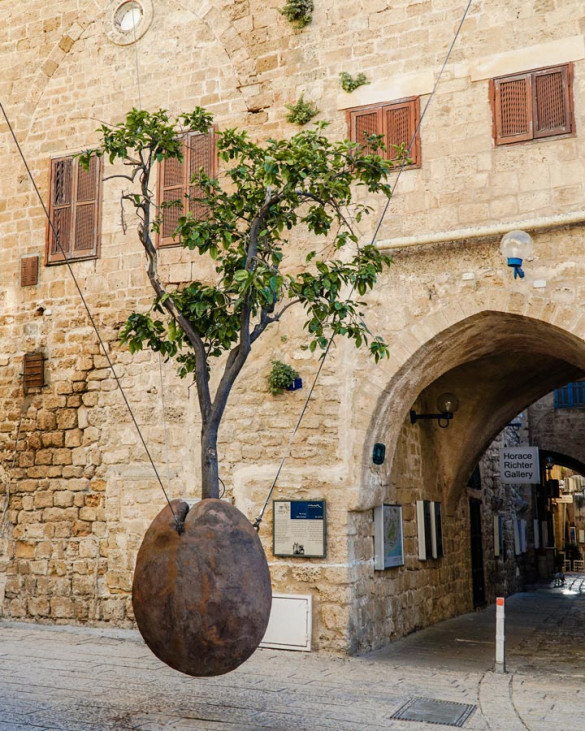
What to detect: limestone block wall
<box><xmin>347</xmin><ymin>415</ymin><xmax>473</xmax><ymax>654</ymax></box>
<box><xmin>1</xmin><ymin>0</ymin><xmax>585</xmax><ymax>655</ymax></box>
<box><xmin>529</xmin><ymin>391</ymin><xmax>585</xmax><ymax>469</ymax></box>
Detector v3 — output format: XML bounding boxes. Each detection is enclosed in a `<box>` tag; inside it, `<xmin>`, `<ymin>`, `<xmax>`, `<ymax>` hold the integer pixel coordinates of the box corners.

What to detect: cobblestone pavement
<box><xmin>1</xmin><ymin>579</ymin><xmax>584</xmax><ymax>731</ymax></box>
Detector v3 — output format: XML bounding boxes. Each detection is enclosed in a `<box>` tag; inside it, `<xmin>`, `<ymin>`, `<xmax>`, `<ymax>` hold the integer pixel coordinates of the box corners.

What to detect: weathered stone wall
<box><xmin>348</xmin><ymin>410</ymin><xmax>473</xmax><ymax>654</ymax></box>
<box><xmin>476</xmin><ymin>424</ymin><xmax>536</xmax><ymax>601</ymax></box>
<box><xmin>529</xmin><ymin>391</ymin><xmax>585</xmax><ymax>469</ymax></box>
<box><xmin>1</xmin><ymin>0</ymin><xmax>585</xmax><ymax>654</ymax></box>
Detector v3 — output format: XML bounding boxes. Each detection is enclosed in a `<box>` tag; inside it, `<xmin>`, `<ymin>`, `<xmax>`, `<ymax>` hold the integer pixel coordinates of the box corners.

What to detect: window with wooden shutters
<box><xmin>46</xmin><ymin>154</ymin><xmax>102</xmax><ymax>264</ymax></box>
<box><xmin>491</xmin><ymin>64</ymin><xmax>574</xmax><ymax>146</ymax></box>
<box><xmin>348</xmin><ymin>98</ymin><xmax>421</xmax><ymax>168</ymax></box>
<box><xmin>158</xmin><ymin>131</ymin><xmax>216</xmax><ymax>247</ymax></box>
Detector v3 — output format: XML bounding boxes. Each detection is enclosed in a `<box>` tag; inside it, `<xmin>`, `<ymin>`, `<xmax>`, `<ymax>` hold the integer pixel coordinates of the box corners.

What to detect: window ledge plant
<box><xmin>339</xmin><ymin>72</ymin><xmax>369</xmax><ymax>93</ymax></box>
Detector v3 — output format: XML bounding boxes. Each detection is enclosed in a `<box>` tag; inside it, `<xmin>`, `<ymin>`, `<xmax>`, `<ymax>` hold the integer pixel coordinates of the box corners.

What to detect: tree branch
<box><xmin>104</xmin><ymin>173</ymin><xmax>139</xmax><ymax>183</ymax></box>
<box><xmin>272</xmin><ymin>298</ymin><xmax>301</xmax><ymax>322</ymax></box>
<box><xmin>137</xmin><ymin>165</ymin><xmax>213</xmax><ymax>420</ymax></box>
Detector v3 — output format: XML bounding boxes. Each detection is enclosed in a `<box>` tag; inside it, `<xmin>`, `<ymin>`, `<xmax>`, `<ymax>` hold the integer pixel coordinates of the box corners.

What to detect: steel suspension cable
<box><xmin>254</xmin><ymin>0</ymin><xmax>474</xmax><ymax>529</ymax></box>
<box><xmin>0</xmin><ymin>101</ymin><xmax>181</xmax><ymax>530</ymax></box>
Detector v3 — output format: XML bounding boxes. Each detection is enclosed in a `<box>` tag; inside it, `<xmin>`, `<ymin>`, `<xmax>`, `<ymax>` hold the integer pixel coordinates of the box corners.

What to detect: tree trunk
<box><xmin>201</xmin><ymin>421</ymin><xmax>220</xmax><ymax>499</ymax></box>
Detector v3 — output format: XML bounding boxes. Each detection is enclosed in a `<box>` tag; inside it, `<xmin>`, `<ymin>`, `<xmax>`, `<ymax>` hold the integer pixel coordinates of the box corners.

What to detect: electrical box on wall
<box><xmin>260</xmin><ymin>593</ymin><xmax>312</xmax><ymax>652</ymax></box>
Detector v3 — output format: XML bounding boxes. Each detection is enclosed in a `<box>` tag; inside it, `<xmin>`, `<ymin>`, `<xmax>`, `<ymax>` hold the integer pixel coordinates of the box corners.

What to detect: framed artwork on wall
<box><xmin>417</xmin><ymin>500</ymin><xmax>443</xmax><ymax>560</ymax></box>
<box><xmin>374</xmin><ymin>504</ymin><xmax>404</xmax><ymax>570</ymax></box>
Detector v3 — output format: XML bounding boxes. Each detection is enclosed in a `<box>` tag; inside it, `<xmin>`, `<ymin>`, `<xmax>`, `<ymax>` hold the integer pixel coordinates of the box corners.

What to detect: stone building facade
<box><xmin>2</xmin><ymin>0</ymin><xmax>585</xmax><ymax>654</ymax></box>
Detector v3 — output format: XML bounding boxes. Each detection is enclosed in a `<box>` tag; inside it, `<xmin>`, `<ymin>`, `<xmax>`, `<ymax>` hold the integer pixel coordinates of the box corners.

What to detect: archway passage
<box><xmin>353</xmin><ymin>311</ymin><xmax>585</xmax><ymax>652</ymax></box>
<box><xmin>366</xmin><ymin>311</ymin><xmax>585</xmax><ymax>513</ymax></box>
<box><xmin>539</xmin><ymin>449</ymin><xmax>585</xmax><ymax>477</ymax></box>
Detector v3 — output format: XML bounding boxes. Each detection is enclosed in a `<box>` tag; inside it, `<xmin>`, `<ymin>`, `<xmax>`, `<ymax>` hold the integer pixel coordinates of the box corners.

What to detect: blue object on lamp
<box><xmin>507</xmin><ymin>257</ymin><xmax>525</xmax><ymax>278</ymax></box>
<box><xmin>500</xmin><ymin>230</ymin><xmax>533</xmax><ymax>280</ymax></box>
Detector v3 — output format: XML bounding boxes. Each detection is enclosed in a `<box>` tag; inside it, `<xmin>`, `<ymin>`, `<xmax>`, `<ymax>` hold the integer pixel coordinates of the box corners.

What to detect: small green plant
<box><xmin>279</xmin><ymin>0</ymin><xmax>314</xmax><ymax>28</ymax></box>
<box><xmin>339</xmin><ymin>72</ymin><xmax>369</xmax><ymax>93</ymax></box>
<box><xmin>267</xmin><ymin>360</ymin><xmax>300</xmax><ymax>395</ymax></box>
<box><xmin>285</xmin><ymin>95</ymin><xmax>319</xmax><ymax>125</ymax></box>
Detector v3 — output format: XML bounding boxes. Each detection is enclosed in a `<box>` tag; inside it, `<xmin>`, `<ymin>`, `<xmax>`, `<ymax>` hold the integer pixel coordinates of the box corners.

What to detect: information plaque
<box><xmin>273</xmin><ymin>500</ymin><xmax>326</xmax><ymax>558</ymax></box>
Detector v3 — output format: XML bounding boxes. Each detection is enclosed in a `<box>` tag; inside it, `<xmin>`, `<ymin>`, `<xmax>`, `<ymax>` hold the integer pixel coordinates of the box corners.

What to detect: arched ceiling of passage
<box><xmin>421</xmin><ymin>349</ymin><xmax>584</xmax><ymax>511</ymax></box>
<box><xmin>366</xmin><ymin>311</ymin><xmax>585</xmax><ymax>513</ymax></box>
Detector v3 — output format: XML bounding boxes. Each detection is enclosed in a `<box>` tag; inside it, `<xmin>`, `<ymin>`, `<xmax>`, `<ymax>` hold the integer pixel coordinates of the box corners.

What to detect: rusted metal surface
<box><xmin>132</xmin><ymin>498</ymin><xmax>272</xmax><ymax>677</ymax></box>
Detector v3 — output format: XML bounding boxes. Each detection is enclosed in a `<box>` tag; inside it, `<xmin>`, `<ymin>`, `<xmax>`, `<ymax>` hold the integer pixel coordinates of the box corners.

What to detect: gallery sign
<box><xmin>499</xmin><ymin>446</ymin><xmax>539</xmax><ymax>484</ymax></box>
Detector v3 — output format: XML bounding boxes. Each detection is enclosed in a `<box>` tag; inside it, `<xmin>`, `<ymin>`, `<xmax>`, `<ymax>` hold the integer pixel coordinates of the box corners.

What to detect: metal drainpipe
<box><xmin>376</xmin><ymin>210</ymin><xmax>585</xmax><ymax>251</ymax></box>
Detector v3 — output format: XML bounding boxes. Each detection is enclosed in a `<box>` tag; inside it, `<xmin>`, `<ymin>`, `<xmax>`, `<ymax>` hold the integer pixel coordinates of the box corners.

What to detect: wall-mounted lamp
<box><xmin>410</xmin><ymin>392</ymin><xmax>460</xmax><ymax>429</ymax></box>
<box><xmin>500</xmin><ymin>229</ymin><xmax>533</xmax><ymax>279</ymax></box>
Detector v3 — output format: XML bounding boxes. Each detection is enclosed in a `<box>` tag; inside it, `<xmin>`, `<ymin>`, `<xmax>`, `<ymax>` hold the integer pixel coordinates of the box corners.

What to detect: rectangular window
<box><xmin>157</xmin><ymin>131</ymin><xmax>216</xmax><ymax>247</ymax></box>
<box><xmin>554</xmin><ymin>381</ymin><xmax>585</xmax><ymax>408</ymax></box>
<box><xmin>347</xmin><ymin>98</ymin><xmax>421</xmax><ymax>168</ymax></box>
<box><xmin>46</xmin><ymin>154</ymin><xmax>102</xmax><ymax>264</ymax></box>
<box><xmin>491</xmin><ymin>64</ymin><xmax>574</xmax><ymax>146</ymax></box>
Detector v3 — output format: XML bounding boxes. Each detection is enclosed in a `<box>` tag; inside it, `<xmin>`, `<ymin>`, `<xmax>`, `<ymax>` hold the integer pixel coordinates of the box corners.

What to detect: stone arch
<box><xmin>357</xmin><ymin>306</ymin><xmax>585</xmax><ymax>513</ymax></box>
<box><xmin>345</xmin><ymin>305</ymin><xmax>585</xmax><ymax>651</ymax></box>
<box><xmin>540</xmin><ymin>449</ymin><xmax>585</xmax><ymax>476</ymax></box>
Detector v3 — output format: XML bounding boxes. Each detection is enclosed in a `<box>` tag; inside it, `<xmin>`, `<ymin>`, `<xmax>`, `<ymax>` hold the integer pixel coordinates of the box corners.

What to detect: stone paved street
<box><xmin>0</xmin><ymin>580</ymin><xmax>584</xmax><ymax>730</ymax></box>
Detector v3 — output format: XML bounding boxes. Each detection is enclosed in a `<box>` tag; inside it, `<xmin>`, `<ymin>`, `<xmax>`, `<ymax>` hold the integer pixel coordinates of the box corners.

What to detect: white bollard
<box><xmin>495</xmin><ymin>597</ymin><xmax>506</xmax><ymax>674</ymax></box>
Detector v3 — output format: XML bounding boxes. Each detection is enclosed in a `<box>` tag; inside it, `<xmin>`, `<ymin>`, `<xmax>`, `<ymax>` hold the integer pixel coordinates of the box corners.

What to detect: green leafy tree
<box><xmin>82</xmin><ymin>109</ymin><xmax>393</xmax><ymax>499</ymax></box>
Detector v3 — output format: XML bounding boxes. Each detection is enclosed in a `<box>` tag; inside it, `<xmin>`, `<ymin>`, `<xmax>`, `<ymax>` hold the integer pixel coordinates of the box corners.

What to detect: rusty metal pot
<box><xmin>132</xmin><ymin>498</ymin><xmax>272</xmax><ymax>677</ymax></box>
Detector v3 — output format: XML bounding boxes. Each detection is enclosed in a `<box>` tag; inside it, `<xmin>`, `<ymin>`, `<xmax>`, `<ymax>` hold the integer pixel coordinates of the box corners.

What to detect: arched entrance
<box><xmin>349</xmin><ymin>310</ymin><xmax>585</xmax><ymax>653</ymax></box>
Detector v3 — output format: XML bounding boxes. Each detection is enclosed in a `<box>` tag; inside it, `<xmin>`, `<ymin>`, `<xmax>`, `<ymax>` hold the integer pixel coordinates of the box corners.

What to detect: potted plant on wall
<box><xmin>267</xmin><ymin>360</ymin><xmax>302</xmax><ymax>394</ymax></box>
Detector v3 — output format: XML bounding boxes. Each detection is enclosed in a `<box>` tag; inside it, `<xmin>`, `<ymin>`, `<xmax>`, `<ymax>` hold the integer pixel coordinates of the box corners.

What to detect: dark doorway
<box><xmin>469</xmin><ymin>498</ymin><xmax>486</xmax><ymax>608</ymax></box>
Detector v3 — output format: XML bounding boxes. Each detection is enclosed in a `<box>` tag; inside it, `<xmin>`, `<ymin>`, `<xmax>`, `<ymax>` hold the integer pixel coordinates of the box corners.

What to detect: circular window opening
<box><xmin>114</xmin><ymin>1</ymin><xmax>143</xmax><ymax>33</ymax></box>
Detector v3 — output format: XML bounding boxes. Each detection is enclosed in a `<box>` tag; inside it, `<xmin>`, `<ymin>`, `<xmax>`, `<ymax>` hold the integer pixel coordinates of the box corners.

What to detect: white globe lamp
<box><xmin>500</xmin><ymin>230</ymin><xmax>534</xmax><ymax>279</ymax></box>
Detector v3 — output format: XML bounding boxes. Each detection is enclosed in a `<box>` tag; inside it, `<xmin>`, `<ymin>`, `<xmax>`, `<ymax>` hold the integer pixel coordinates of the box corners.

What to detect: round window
<box><xmin>114</xmin><ymin>2</ymin><xmax>143</xmax><ymax>34</ymax></box>
<box><xmin>108</xmin><ymin>0</ymin><xmax>152</xmax><ymax>45</ymax></box>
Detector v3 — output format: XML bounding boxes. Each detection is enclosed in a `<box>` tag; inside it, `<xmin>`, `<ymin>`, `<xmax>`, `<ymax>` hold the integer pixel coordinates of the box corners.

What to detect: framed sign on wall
<box><xmin>374</xmin><ymin>504</ymin><xmax>404</xmax><ymax>570</ymax></box>
<box><xmin>273</xmin><ymin>500</ymin><xmax>326</xmax><ymax>558</ymax></box>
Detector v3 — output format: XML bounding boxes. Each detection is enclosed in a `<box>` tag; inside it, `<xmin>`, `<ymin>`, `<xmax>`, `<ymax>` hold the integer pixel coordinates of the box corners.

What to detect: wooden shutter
<box><xmin>23</xmin><ymin>352</ymin><xmax>45</xmax><ymax>393</ymax></box>
<box><xmin>493</xmin><ymin>73</ymin><xmax>532</xmax><ymax>145</ymax></box>
<box><xmin>187</xmin><ymin>132</ymin><xmax>214</xmax><ymax>220</ymax></box>
<box><xmin>350</xmin><ymin>108</ymin><xmax>382</xmax><ymax>154</ymax></box>
<box><xmin>158</xmin><ymin>131</ymin><xmax>215</xmax><ymax>247</ymax></box>
<box><xmin>349</xmin><ymin>100</ymin><xmax>420</xmax><ymax>166</ymax></box>
<box><xmin>72</xmin><ymin>154</ymin><xmax>101</xmax><ymax>259</ymax></box>
<box><xmin>159</xmin><ymin>154</ymin><xmax>185</xmax><ymax>246</ymax></box>
<box><xmin>533</xmin><ymin>64</ymin><xmax>573</xmax><ymax>138</ymax></box>
<box><xmin>48</xmin><ymin>157</ymin><xmax>73</xmax><ymax>262</ymax></box>
<box><xmin>384</xmin><ymin>98</ymin><xmax>420</xmax><ymax>167</ymax></box>
<box><xmin>47</xmin><ymin>155</ymin><xmax>101</xmax><ymax>264</ymax></box>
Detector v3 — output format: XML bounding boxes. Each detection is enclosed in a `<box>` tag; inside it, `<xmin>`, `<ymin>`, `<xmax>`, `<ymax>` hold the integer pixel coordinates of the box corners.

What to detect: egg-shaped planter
<box><xmin>132</xmin><ymin>498</ymin><xmax>272</xmax><ymax>677</ymax></box>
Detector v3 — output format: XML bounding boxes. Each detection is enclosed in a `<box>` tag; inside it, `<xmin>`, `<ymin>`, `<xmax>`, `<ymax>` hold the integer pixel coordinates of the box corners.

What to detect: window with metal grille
<box><xmin>20</xmin><ymin>256</ymin><xmax>39</xmax><ymax>286</ymax></box>
<box><xmin>491</xmin><ymin>64</ymin><xmax>574</xmax><ymax>146</ymax></box>
<box><xmin>157</xmin><ymin>131</ymin><xmax>216</xmax><ymax>247</ymax></box>
<box><xmin>554</xmin><ymin>381</ymin><xmax>585</xmax><ymax>409</ymax></box>
<box><xmin>347</xmin><ymin>98</ymin><xmax>421</xmax><ymax>168</ymax></box>
<box><xmin>23</xmin><ymin>352</ymin><xmax>45</xmax><ymax>393</ymax></box>
<box><xmin>46</xmin><ymin>154</ymin><xmax>102</xmax><ymax>264</ymax></box>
